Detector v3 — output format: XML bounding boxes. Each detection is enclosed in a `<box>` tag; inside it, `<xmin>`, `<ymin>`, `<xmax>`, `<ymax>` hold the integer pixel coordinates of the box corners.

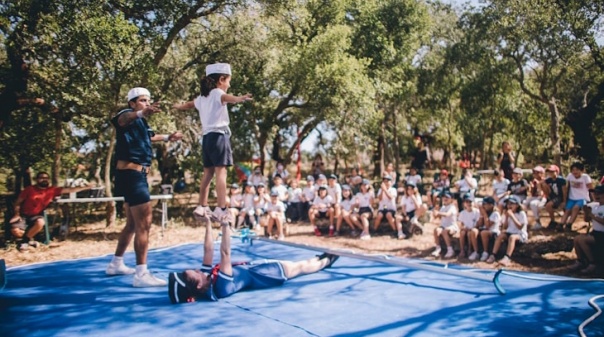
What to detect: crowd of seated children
<box><xmin>327</xmin><ymin>174</ymin><xmax>343</xmax><ymax>224</ymax></box>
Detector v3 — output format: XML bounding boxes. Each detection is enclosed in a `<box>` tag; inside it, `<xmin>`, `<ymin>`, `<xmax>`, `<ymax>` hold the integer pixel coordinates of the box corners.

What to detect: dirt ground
<box><xmin>1</xmin><ymin>201</ymin><xmax>599</xmax><ymax>279</ymax></box>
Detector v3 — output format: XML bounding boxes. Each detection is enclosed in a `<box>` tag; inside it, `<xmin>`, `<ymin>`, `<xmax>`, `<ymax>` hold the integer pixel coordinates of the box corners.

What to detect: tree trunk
<box><xmin>373</xmin><ymin>119</ymin><xmax>386</xmax><ymax>178</ymax></box>
<box><xmin>547</xmin><ymin>99</ymin><xmax>562</xmax><ymax>166</ymax></box>
<box><xmin>52</xmin><ymin>112</ymin><xmax>62</xmax><ymax>187</ymax></box>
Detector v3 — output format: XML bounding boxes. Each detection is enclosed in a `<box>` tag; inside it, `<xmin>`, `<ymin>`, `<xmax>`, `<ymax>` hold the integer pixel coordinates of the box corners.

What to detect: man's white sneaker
<box><xmin>444</xmin><ymin>248</ymin><xmax>455</xmax><ymax>259</ymax></box>
<box><xmin>193</xmin><ymin>205</ymin><xmax>212</xmax><ymax>220</ymax></box>
<box><xmin>468</xmin><ymin>251</ymin><xmax>479</xmax><ymax>261</ymax></box>
<box><xmin>480</xmin><ymin>252</ymin><xmax>489</xmax><ymax>262</ymax></box>
<box><xmin>133</xmin><ymin>271</ymin><xmax>167</xmax><ymax>287</ymax></box>
<box><xmin>431</xmin><ymin>246</ymin><xmax>442</xmax><ymax>257</ymax></box>
<box><xmin>106</xmin><ymin>263</ymin><xmax>135</xmax><ymax>276</ymax></box>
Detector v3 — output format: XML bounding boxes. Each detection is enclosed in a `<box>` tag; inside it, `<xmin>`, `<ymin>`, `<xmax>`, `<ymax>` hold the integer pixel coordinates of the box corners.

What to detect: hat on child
<box><xmin>307</xmin><ymin>175</ymin><xmax>315</xmax><ymax>182</ymax></box>
<box><xmin>270</xmin><ymin>189</ymin><xmax>279</xmax><ymax>197</ymax></box>
<box><xmin>127</xmin><ymin>87</ymin><xmax>150</xmax><ymax>102</ymax></box>
<box><xmin>512</xmin><ymin>168</ymin><xmax>523</xmax><ymax>175</ymax></box>
<box><xmin>533</xmin><ymin>166</ymin><xmax>545</xmax><ymax>173</ymax></box>
<box><xmin>206</xmin><ymin>63</ymin><xmax>231</xmax><ymax>76</ymax></box>
<box><xmin>482</xmin><ymin>196</ymin><xmax>495</xmax><ymax>204</ymax></box>
<box><xmin>546</xmin><ymin>165</ymin><xmax>560</xmax><ymax>173</ymax></box>
<box><xmin>442</xmin><ymin>192</ymin><xmax>452</xmax><ymax>198</ymax></box>
<box><xmin>440</xmin><ymin>169</ymin><xmax>448</xmax><ymax>175</ymax></box>
<box><xmin>342</xmin><ymin>184</ymin><xmax>351</xmax><ymax>190</ymax></box>
<box><xmin>506</xmin><ymin>196</ymin><xmax>520</xmax><ymax>204</ymax></box>
<box><xmin>318</xmin><ymin>174</ymin><xmax>327</xmax><ymax>180</ymax></box>
<box><xmin>589</xmin><ymin>185</ymin><xmax>604</xmax><ymax>194</ymax></box>
<box><xmin>405</xmin><ymin>181</ymin><xmax>416</xmax><ymax>188</ymax></box>
<box><xmin>328</xmin><ymin>174</ymin><xmax>337</xmax><ymax>180</ymax></box>
<box><xmin>362</xmin><ymin>179</ymin><xmax>371</xmax><ymax>185</ymax></box>
<box><xmin>462</xmin><ymin>193</ymin><xmax>473</xmax><ymax>201</ymax></box>
<box><xmin>382</xmin><ymin>174</ymin><xmax>392</xmax><ymax>181</ymax></box>
<box><xmin>230</xmin><ymin>183</ymin><xmax>239</xmax><ymax>189</ymax></box>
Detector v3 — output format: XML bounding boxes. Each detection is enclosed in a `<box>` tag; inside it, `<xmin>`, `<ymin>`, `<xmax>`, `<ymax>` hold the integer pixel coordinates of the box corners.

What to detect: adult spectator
<box><xmin>9</xmin><ymin>172</ymin><xmax>94</xmax><ymax>251</ymax></box>
<box><xmin>497</xmin><ymin>141</ymin><xmax>515</xmax><ymax>180</ymax></box>
<box><xmin>311</xmin><ymin>154</ymin><xmax>325</xmax><ymax>178</ymax></box>
<box><xmin>271</xmin><ymin>162</ymin><xmax>289</xmax><ymax>180</ymax></box>
<box><xmin>410</xmin><ymin>136</ymin><xmax>430</xmax><ymax>176</ymax></box>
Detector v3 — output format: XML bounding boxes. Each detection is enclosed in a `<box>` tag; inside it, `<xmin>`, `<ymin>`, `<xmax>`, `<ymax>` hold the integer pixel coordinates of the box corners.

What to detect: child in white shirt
<box><xmin>266</xmin><ymin>189</ymin><xmax>287</xmax><ymax>240</ymax></box>
<box><xmin>458</xmin><ymin>195</ymin><xmax>480</xmax><ymax>260</ymax></box>
<box><xmin>374</xmin><ymin>175</ymin><xmax>398</xmax><ymax>234</ymax></box>
<box><xmin>559</xmin><ymin>161</ymin><xmax>593</xmax><ymax>232</ymax></box>
<box><xmin>486</xmin><ymin>196</ymin><xmax>528</xmax><ymax>265</ymax></box>
<box><xmin>431</xmin><ymin>193</ymin><xmax>459</xmax><ymax>258</ymax></box>
<box><xmin>354</xmin><ymin>179</ymin><xmax>375</xmax><ymax>240</ymax></box>
<box><xmin>478</xmin><ymin>196</ymin><xmax>502</xmax><ymax>262</ymax></box>
<box><xmin>309</xmin><ymin>185</ymin><xmax>334</xmax><ymax>236</ymax></box>
<box><xmin>300</xmin><ymin>176</ymin><xmax>316</xmax><ymax>222</ymax></box>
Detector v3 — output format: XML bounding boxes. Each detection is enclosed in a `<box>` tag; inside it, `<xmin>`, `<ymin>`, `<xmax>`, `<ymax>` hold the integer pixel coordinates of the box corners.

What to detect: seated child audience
<box><xmin>454</xmin><ymin>169</ymin><xmax>478</xmax><ymax>208</ymax></box>
<box><xmin>404</xmin><ymin>167</ymin><xmax>423</xmax><ymax>190</ymax></box>
<box><xmin>430</xmin><ymin>169</ymin><xmax>450</xmax><ymax>209</ymax></box>
<box><xmin>309</xmin><ymin>185</ymin><xmax>335</xmax><ymax>236</ymax></box>
<box><xmin>478</xmin><ymin>196</ymin><xmax>502</xmax><ymax>261</ymax></box>
<box><xmin>541</xmin><ymin>165</ymin><xmax>566</xmax><ymax>229</ymax></box>
<box><xmin>398</xmin><ymin>182</ymin><xmax>427</xmax><ymax>239</ymax></box>
<box><xmin>491</xmin><ymin>169</ymin><xmax>510</xmax><ymax>212</ymax></box>
<box><xmin>254</xmin><ymin>183</ymin><xmax>270</xmax><ymax>228</ymax></box>
<box><xmin>236</xmin><ymin>182</ymin><xmax>256</xmax><ymax>229</ymax></box>
<box><xmin>505</xmin><ymin>167</ymin><xmax>529</xmax><ymax>204</ymax></box>
<box><xmin>569</xmin><ymin>185</ymin><xmax>604</xmax><ymax>274</ymax></box>
<box><xmin>486</xmin><ymin>196</ymin><xmax>528</xmax><ymax>266</ymax></box>
<box><xmin>559</xmin><ymin>161</ymin><xmax>593</xmax><ymax>232</ymax></box>
<box><xmin>354</xmin><ymin>179</ymin><xmax>375</xmax><ymax>240</ymax></box>
<box><xmin>300</xmin><ymin>176</ymin><xmax>316</xmax><ymax>221</ymax></box>
<box><xmin>227</xmin><ymin>183</ymin><xmax>243</xmax><ymax>228</ymax></box>
<box><xmin>524</xmin><ymin>166</ymin><xmax>546</xmax><ymax>229</ymax></box>
<box><xmin>458</xmin><ymin>194</ymin><xmax>480</xmax><ymax>260</ymax></box>
<box><xmin>335</xmin><ymin>185</ymin><xmax>361</xmax><ymax>236</ymax></box>
<box><xmin>287</xmin><ymin>179</ymin><xmax>303</xmax><ymax>222</ymax></box>
<box><xmin>431</xmin><ymin>192</ymin><xmax>459</xmax><ymax>258</ymax></box>
<box><xmin>374</xmin><ymin>174</ymin><xmax>398</xmax><ymax>234</ymax></box>
<box><xmin>266</xmin><ymin>189</ymin><xmax>287</xmax><ymax>240</ymax></box>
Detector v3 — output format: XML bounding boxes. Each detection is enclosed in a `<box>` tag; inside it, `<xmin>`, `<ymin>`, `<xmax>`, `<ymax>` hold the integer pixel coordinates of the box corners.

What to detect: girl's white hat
<box><xmin>206</xmin><ymin>63</ymin><xmax>231</xmax><ymax>76</ymax></box>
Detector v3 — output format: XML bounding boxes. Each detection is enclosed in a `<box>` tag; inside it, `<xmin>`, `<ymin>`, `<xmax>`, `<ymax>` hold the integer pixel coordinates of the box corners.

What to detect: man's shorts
<box><xmin>10</xmin><ymin>215</ymin><xmax>44</xmax><ymax>231</ymax></box>
<box><xmin>565</xmin><ymin>199</ymin><xmax>587</xmax><ymax>210</ymax></box>
<box><xmin>202</xmin><ymin>133</ymin><xmax>233</xmax><ymax>168</ymax></box>
<box><xmin>115</xmin><ymin>169</ymin><xmax>150</xmax><ymax>206</ymax></box>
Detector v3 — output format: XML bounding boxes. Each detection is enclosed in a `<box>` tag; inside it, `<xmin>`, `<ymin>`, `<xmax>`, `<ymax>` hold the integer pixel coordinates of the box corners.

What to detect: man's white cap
<box><xmin>206</xmin><ymin>63</ymin><xmax>231</xmax><ymax>76</ymax></box>
<box><xmin>127</xmin><ymin>87</ymin><xmax>151</xmax><ymax>102</ymax></box>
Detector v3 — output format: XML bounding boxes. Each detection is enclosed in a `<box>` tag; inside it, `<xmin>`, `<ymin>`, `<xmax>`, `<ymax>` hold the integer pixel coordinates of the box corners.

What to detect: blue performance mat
<box><xmin>1</xmin><ymin>240</ymin><xmax>603</xmax><ymax>337</ymax></box>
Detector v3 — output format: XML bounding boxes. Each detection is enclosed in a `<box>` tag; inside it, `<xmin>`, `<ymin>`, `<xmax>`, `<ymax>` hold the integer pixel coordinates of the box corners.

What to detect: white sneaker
<box><xmin>360</xmin><ymin>233</ymin><xmax>371</xmax><ymax>240</ymax></box>
<box><xmin>498</xmin><ymin>255</ymin><xmax>511</xmax><ymax>266</ymax></box>
<box><xmin>486</xmin><ymin>255</ymin><xmax>496</xmax><ymax>264</ymax></box>
<box><xmin>468</xmin><ymin>251</ymin><xmax>479</xmax><ymax>261</ymax></box>
<box><xmin>444</xmin><ymin>247</ymin><xmax>455</xmax><ymax>259</ymax></box>
<box><xmin>193</xmin><ymin>205</ymin><xmax>212</xmax><ymax>220</ymax></box>
<box><xmin>277</xmin><ymin>235</ymin><xmax>285</xmax><ymax>240</ymax></box>
<box><xmin>133</xmin><ymin>271</ymin><xmax>167</xmax><ymax>287</ymax></box>
<box><xmin>532</xmin><ymin>221</ymin><xmax>542</xmax><ymax>230</ymax></box>
<box><xmin>398</xmin><ymin>232</ymin><xmax>406</xmax><ymax>240</ymax></box>
<box><xmin>431</xmin><ymin>246</ymin><xmax>442</xmax><ymax>257</ymax></box>
<box><xmin>211</xmin><ymin>207</ymin><xmax>233</xmax><ymax>225</ymax></box>
<box><xmin>480</xmin><ymin>252</ymin><xmax>489</xmax><ymax>262</ymax></box>
<box><xmin>106</xmin><ymin>263</ymin><xmax>135</xmax><ymax>276</ymax></box>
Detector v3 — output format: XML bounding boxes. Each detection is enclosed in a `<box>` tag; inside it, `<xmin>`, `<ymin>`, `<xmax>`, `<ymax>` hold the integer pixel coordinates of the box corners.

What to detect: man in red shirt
<box><xmin>9</xmin><ymin>171</ymin><xmax>93</xmax><ymax>251</ymax></box>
